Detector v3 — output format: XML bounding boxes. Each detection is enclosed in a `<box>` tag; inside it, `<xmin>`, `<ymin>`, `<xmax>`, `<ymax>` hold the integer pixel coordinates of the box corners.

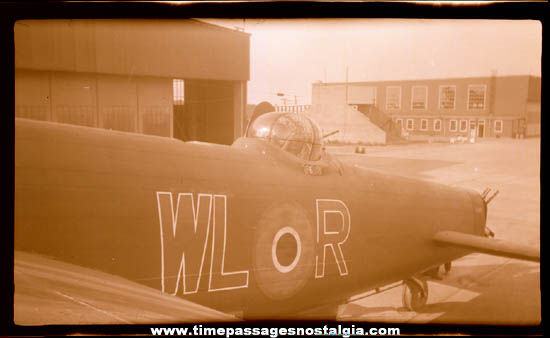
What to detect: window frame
<box><xmin>406</xmin><ymin>118</ymin><xmax>414</xmax><ymax>131</ymax></box>
<box><xmin>420</xmin><ymin>119</ymin><xmax>428</xmax><ymax>131</ymax></box>
<box><xmin>385</xmin><ymin>86</ymin><xmax>402</xmax><ymax>111</ymax></box>
<box><xmin>411</xmin><ymin>85</ymin><xmax>428</xmax><ymax>111</ymax></box>
<box><xmin>395</xmin><ymin>118</ymin><xmax>403</xmax><ymax>128</ymax></box>
<box><xmin>433</xmin><ymin>119</ymin><xmax>442</xmax><ymax>131</ymax></box>
<box><xmin>173</xmin><ymin>79</ymin><xmax>185</xmax><ymax>104</ymax></box>
<box><xmin>467</xmin><ymin>84</ymin><xmax>487</xmax><ymax>110</ymax></box>
<box><xmin>494</xmin><ymin>120</ymin><xmax>503</xmax><ymax>133</ymax></box>
<box><xmin>449</xmin><ymin>119</ymin><xmax>458</xmax><ymax>132</ymax></box>
<box><xmin>439</xmin><ymin>85</ymin><xmax>457</xmax><ymax>110</ymax></box>
<box><xmin>459</xmin><ymin>120</ymin><xmax>468</xmax><ymax>132</ymax></box>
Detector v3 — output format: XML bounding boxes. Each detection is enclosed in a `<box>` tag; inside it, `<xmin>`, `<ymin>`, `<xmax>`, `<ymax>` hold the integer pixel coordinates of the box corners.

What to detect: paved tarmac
<box><xmin>333</xmin><ymin>138</ymin><xmax>541</xmax><ymax>325</ymax></box>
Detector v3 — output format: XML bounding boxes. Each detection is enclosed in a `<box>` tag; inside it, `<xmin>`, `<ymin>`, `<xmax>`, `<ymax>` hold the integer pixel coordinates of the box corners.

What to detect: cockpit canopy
<box><xmin>246</xmin><ymin>112</ymin><xmax>324</xmax><ymax>162</ymax></box>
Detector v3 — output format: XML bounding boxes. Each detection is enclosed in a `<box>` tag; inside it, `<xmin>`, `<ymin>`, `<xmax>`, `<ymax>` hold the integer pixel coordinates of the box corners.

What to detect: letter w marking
<box><xmin>157</xmin><ymin>192</ymin><xmax>212</xmax><ymax>295</ymax></box>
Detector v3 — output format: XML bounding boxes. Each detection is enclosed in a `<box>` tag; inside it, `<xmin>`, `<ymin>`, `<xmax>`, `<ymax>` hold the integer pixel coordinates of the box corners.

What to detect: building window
<box><xmin>406</xmin><ymin>119</ymin><xmax>414</xmax><ymax>130</ymax></box>
<box><xmin>411</xmin><ymin>86</ymin><xmax>428</xmax><ymax>110</ymax></box>
<box><xmin>468</xmin><ymin>85</ymin><xmax>486</xmax><ymax>110</ymax></box>
<box><xmin>449</xmin><ymin>120</ymin><xmax>458</xmax><ymax>132</ymax></box>
<box><xmin>434</xmin><ymin>119</ymin><xmax>442</xmax><ymax>131</ymax></box>
<box><xmin>386</xmin><ymin>87</ymin><xmax>401</xmax><ymax>110</ymax></box>
<box><xmin>439</xmin><ymin>85</ymin><xmax>456</xmax><ymax>110</ymax></box>
<box><xmin>420</xmin><ymin>119</ymin><xmax>428</xmax><ymax>131</ymax></box>
<box><xmin>459</xmin><ymin>120</ymin><xmax>468</xmax><ymax>132</ymax></box>
<box><xmin>494</xmin><ymin>120</ymin><xmax>503</xmax><ymax>133</ymax></box>
<box><xmin>173</xmin><ymin>79</ymin><xmax>185</xmax><ymax>104</ymax></box>
<box><xmin>395</xmin><ymin>118</ymin><xmax>403</xmax><ymax>128</ymax></box>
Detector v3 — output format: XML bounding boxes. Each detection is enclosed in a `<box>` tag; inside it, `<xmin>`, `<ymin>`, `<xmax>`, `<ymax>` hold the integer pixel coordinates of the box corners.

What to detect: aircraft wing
<box><xmin>433</xmin><ymin>231</ymin><xmax>540</xmax><ymax>263</ymax></box>
<box><xmin>14</xmin><ymin>251</ymin><xmax>236</xmax><ymax>325</ymax></box>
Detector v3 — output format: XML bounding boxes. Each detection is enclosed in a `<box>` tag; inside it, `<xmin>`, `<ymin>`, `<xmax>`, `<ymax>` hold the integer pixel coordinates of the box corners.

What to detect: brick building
<box><xmin>312</xmin><ymin>75</ymin><xmax>541</xmax><ymax>140</ymax></box>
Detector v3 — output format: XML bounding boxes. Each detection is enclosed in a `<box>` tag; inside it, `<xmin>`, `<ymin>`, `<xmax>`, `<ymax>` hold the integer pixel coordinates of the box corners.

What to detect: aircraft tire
<box><xmin>402</xmin><ymin>278</ymin><xmax>429</xmax><ymax>312</ymax></box>
<box><xmin>444</xmin><ymin>262</ymin><xmax>452</xmax><ymax>274</ymax></box>
<box><xmin>252</xmin><ymin>202</ymin><xmax>315</xmax><ymax>300</ymax></box>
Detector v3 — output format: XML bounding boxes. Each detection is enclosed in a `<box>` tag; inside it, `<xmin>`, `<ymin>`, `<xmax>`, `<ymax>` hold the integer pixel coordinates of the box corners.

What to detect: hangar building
<box><xmin>310</xmin><ymin>75</ymin><xmax>541</xmax><ymax>143</ymax></box>
<box><xmin>15</xmin><ymin>19</ymin><xmax>249</xmax><ymax>145</ymax></box>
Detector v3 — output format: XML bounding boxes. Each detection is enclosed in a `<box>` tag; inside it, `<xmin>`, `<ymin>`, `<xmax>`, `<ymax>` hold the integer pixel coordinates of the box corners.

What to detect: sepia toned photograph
<box><xmin>13</xmin><ymin>14</ymin><xmax>541</xmax><ymax>332</ymax></box>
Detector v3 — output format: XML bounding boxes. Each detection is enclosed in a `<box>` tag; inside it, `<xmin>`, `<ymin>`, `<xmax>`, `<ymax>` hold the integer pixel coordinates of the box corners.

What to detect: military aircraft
<box><xmin>14</xmin><ymin>111</ymin><xmax>539</xmax><ymax>322</ymax></box>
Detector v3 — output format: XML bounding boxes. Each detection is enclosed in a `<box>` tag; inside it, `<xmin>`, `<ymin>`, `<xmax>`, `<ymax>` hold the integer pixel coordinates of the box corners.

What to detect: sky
<box><xmin>205</xmin><ymin>19</ymin><xmax>541</xmax><ymax>105</ymax></box>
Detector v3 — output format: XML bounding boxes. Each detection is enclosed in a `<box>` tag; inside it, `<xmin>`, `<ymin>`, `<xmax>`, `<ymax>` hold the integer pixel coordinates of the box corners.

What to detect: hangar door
<box><xmin>173</xmin><ymin>79</ymin><xmax>238</xmax><ymax>145</ymax></box>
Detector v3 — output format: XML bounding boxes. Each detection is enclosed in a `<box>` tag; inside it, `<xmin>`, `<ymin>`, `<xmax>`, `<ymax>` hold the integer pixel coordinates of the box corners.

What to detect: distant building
<box><xmin>15</xmin><ymin>19</ymin><xmax>250</xmax><ymax>145</ymax></box>
<box><xmin>312</xmin><ymin>75</ymin><xmax>541</xmax><ymax>140</ymax></box>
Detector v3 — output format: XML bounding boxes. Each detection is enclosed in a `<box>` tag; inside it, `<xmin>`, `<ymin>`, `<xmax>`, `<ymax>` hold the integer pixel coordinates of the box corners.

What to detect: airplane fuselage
<box><xmin>14</xmin><ymin>118</ymin><xmax>486</xmax><ymax>318</ymax></box>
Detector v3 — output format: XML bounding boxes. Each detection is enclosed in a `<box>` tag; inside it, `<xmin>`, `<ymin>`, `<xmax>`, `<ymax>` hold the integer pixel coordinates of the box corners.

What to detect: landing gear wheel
<box><xmin>424</xmin><ymin>266</ymin><xmax>442</xmax><ymax>280</ymax></box>
<box><xmin>444</xmin><ymin>262</ymin><xmax>452</xmax><ymax>274</ymax></box>
<box><xmin>402</xmin><ymin>277</ymin><xmax>429</xmax><ymax>312</ymax></box>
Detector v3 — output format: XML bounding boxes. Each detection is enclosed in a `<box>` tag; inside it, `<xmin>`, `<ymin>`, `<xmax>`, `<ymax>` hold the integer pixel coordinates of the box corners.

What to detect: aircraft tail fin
<box><xmin>433</xmin><ymin>231</ymin><xmax>540</xmax><ymax>263</ymax></box>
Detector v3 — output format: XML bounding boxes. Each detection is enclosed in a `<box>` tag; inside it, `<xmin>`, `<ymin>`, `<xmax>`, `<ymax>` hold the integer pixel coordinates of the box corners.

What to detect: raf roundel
<box><xmin>253</xmin><ymin>203</ymin><xmax>314</xmax><ymax>300</ymax></box>
<box><xmin>271</xmin><ymin>226</ymin><xmax>302</xmax><ymax>274</ymax></box>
